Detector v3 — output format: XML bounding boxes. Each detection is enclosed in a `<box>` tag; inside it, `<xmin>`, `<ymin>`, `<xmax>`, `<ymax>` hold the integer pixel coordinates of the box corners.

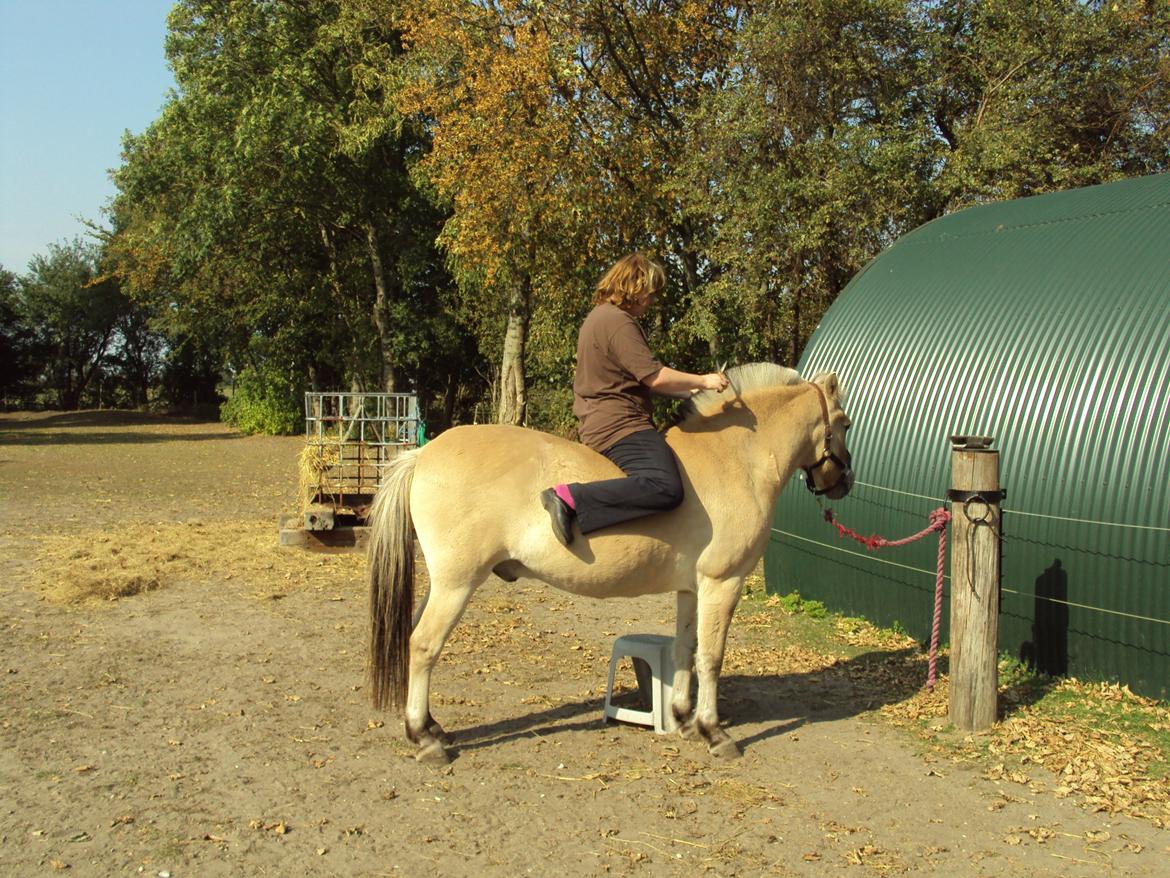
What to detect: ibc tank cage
<box><xmin>301</xmin><ymin>391</ymin><xmax>420</xmax><ymax>518</ymax></box>
<box><xmin>765</xmin><ymin>173</ymin><xmax>1170</xmax><ymax>700</ymax></box>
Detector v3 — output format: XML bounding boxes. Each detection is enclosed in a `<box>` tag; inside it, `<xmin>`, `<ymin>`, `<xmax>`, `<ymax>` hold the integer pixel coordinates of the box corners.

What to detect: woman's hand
<box><xmin>702</xmin><ymin>372</ymin><xmax>730</xmax><ymax>393</ymax></box>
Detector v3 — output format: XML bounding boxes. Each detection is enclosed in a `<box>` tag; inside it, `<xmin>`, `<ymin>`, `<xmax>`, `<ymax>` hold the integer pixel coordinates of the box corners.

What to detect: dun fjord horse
<box><xmin>368</xmin><ymin>364</ymin><xmax>853</xmax><ymax>764</ymax></box>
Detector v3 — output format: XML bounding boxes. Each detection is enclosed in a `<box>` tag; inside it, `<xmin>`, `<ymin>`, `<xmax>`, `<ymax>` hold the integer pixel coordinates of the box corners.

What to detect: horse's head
<box><xmin>803</xmin><ymin>373</ymin><xmax>853</xmax><ymax>500</ymax></box>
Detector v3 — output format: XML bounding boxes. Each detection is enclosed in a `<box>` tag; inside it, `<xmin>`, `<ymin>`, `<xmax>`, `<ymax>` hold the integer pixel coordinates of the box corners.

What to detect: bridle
<box><xmin>802</xmin><ymin>382</ymin><xmax>852</xmax><ymax>496</ymax></box>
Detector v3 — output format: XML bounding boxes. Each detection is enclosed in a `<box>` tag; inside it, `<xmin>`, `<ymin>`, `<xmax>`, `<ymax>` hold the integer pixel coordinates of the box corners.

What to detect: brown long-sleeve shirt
<box><xmin>572</xmin><ymin>303</ymin><xmax>664</xmax><ymax>453</ymax></box>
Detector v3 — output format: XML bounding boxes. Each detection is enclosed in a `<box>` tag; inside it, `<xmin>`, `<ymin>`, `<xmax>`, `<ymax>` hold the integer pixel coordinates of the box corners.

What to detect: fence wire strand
<box><xmin>852</xmin><ymin>479</ymin><xmax>1169</xmax><ymax>533</ymax></box>
<box><xmin>771</xmin><ymin>527</ymin><xmax>1170</xmax><ymax>627</ymax></box>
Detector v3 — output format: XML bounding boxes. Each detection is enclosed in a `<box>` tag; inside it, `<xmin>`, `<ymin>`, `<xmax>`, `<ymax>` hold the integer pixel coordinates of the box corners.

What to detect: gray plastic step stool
<box><xmin>602</xmin><ymin>634</ymin><xmax>677</xmax><ymax>734</ymax></box>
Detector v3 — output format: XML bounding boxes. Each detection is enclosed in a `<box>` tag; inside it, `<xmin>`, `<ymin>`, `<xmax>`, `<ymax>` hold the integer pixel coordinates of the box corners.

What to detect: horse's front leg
<box><xmin>671</xmin><ymin>590</ymin><xmax>699</xmax><ymax>737</ymax></box>
<box><xmin>692</xmin><ymin>574</ymin><xmax>745</xmax><ymax>759</ymax></box>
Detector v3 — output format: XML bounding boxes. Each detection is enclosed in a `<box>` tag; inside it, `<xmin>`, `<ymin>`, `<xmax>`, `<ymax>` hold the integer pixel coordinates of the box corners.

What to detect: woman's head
<box><xmin>594</xmin><ymin>253</ymin><xmax>666</xmax><ymax>313</ymax></box>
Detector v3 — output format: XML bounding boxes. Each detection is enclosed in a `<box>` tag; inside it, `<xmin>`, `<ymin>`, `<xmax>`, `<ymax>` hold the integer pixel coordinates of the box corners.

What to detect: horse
<box><xmin>367</xmin><ymin>364</ymin><xmax>853</xmax><ymax>764</ymax></box>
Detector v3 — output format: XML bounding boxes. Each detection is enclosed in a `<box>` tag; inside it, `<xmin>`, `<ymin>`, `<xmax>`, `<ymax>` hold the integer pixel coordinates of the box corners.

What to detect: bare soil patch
<box><xmin>1</xmin><ymin>411</ymin><xmax>1166</xmax><ymax>876</ymax></box>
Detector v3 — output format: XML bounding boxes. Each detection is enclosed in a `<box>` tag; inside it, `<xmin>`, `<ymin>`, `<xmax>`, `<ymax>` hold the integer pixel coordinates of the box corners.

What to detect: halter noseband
<box><xmin>803</xmin><ymin>382</ymin><xmax>851</xmax><ymax>496</ymax></box>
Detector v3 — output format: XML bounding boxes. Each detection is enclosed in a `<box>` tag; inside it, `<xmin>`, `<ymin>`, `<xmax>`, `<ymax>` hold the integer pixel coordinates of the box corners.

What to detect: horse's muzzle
<box><xmin>824</xmin><ymin>467</ymin><xmax>853</xmax><ymax>500</ymax></box>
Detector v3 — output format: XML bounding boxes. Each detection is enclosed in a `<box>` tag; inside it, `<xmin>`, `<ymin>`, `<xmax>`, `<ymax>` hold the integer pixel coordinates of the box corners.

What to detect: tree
<box><xmin>677</xmin><ymin>0</ymin><xmax>931</xmax><ymax>365</ymax></box>
<box><xmin>675</xmin><ymin>0</ymin><xmax>1170</xmax><ymax>364</ymax></box>
<box><xmin>0</xmin><ymin>265</ymin><xmax>43</xmax><ymax>408</ymax></box>
<box><xmin>397</xmin><ymin>0</ymin><xmax>596</xmax><ymax>424</ymax></box>
<box><xmin>916</xmin><ymin>0</ymin><xmax>1170</xmax><ymax>214</ymax></box>
<box><xmin>398</xmin><ymin>1</ymin><xmax>743</xmax><ymax>425</ymax></box>
<box><xmin>19</xmin><ymin>240</ymin><xmax>130</xmax><ymax>410</ymax></box>
<box><xmin>109</xmin><ymin>0</ymin><xmax>470</xmax><ymax>431</ymax></box>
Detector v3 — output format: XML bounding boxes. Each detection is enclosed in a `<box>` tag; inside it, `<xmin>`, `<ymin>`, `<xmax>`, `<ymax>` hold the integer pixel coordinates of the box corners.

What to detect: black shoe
<box><xmin>540</xmin><ymin>488</ymin><xmax>575</xmax><ymax>547</ymax></box>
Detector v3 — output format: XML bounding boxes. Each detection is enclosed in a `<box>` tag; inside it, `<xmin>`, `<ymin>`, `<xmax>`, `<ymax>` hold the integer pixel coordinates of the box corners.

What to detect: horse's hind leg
<box><xmin>404</xmin><ymin>571</ymin><xmax>481</xmax><ymax>764</ymax></box>
<box><xmin>406</xmin><ymin>588</ymin><xmax>452</xmax><ymax>745</ymax></box>
<box><xmin>693</xmin><ymin>575</ymin><xmax>745</xmax><ymax>759</ymax></box>
<box><xmin>671</xmin><ymin>590</ymin><xmax>698</xmax><ymax>736</ymax></box>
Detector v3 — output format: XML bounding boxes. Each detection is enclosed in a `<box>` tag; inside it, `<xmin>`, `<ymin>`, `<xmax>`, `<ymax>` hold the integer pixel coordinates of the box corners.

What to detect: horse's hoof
<box><xmin>676</xmin><ymin>720</ymin><xmax>700</xmax><ymax>741</ymax></box>
<box><xmin>415</xmin><ymin>740</ymin><xmax>450</xmax><ymax>765</ymax></box>
<box><xmin>709</xmin><ymin>737</ymin><xmax>742</xmax><ymax>759</ymax></box>
<box><xmin>427</xmin><ymin>722</ymin><xmax>452</xmax><ymax>747</ymax></box>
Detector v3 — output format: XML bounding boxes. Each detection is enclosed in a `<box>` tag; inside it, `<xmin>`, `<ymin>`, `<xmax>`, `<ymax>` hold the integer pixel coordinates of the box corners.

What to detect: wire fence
<box><xmin>774</xmin><ymin>477</ymin><xmax>1170</xmax><ymax>627</ymax></box>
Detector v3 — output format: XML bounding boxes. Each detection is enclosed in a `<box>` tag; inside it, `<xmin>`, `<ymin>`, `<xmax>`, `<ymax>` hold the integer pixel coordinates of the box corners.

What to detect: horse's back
<box><xmin>408</xmin><ymin>425</ymin><xmax>697</xmax><ymax>595</ymax></box>
<box><xmin>409</xmin><ymin>424</ymin><xmax>617</xmax><ymax>548</ymax></box>
<box><xmin>417</xmin><ymin>423</ymin><xmax>619</xmax><ymax>487</ymax></box>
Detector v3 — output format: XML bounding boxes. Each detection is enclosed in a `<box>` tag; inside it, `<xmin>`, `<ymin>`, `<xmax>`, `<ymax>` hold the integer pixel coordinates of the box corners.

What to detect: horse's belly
<box><xmin>522</xmin><ymin>540</ymin><xmax>692</xmax><ymax>599</ymax></box>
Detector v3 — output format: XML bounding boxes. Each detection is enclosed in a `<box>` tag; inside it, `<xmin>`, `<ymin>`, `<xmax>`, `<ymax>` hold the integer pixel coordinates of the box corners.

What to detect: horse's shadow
<box><xmin>448</xmin><ymin>647</ymin><xmax>923</xmax><ymax>757</ymax></box>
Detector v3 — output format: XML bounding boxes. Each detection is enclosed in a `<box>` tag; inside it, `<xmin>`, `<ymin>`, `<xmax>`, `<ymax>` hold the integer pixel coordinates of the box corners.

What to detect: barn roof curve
<box><xmin>767</xmin><ymin>173</ymin><xmax>1170</xmax><ymax>698</ymax></box>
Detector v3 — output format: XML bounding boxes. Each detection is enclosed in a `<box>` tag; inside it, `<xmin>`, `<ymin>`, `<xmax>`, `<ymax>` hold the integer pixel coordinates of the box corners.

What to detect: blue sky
<box><xmin>0</xmin><ymin>0</ymin><xmax>175</xmax><ymax>274</ymax></box>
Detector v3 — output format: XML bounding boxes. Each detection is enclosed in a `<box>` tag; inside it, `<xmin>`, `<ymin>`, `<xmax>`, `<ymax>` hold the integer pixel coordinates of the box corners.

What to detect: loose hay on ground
<box><xmin>32</xmin><ymin>519</ymin><xmax>366</xmax><ymax>603</ymax></box>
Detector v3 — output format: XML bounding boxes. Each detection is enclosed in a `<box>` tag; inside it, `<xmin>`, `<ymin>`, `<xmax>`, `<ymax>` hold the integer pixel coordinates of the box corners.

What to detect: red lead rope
<box><xmin>822</xmin><ymin>507</ymin><xmax>952</xmax><ymax>691</ymax></box>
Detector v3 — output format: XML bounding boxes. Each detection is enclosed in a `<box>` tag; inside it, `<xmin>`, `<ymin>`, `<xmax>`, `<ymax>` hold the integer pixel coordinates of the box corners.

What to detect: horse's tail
<box><xmin>367</xmin><ymin>446</ymin><xmax>421</xmax><ymax>712</ymax></box>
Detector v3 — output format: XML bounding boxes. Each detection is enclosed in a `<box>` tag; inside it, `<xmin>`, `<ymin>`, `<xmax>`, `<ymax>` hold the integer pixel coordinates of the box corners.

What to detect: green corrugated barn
<box><xmin>766</xmin><ymin>173</ymin><xmax>1170</xmax><ymax>700</ymax></box>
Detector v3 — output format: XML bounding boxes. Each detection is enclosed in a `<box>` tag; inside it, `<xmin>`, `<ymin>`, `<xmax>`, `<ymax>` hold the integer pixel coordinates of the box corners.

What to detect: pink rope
<box><xmin>823</xmin><ymin>507</ymin><xmax>952</xmax><ymax>691</ymax></box>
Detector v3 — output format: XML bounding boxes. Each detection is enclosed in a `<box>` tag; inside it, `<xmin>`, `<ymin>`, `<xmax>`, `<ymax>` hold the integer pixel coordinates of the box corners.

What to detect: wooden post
<box><xmin>949</xmin><ymin>435</ymin><xmax>1002</xmax><ymax>731</ymax></box>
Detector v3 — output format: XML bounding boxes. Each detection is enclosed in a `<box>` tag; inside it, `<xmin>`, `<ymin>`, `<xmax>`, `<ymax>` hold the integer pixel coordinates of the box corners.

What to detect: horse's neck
<box><xmin>671</xmin><ymin>384</ymin><xmax>814</xmax><ymax>497</ymax></box>
<box><xmin>743</xmin><ymin>385</ymin><xmax>814</xmax><ymax>488</ymax></box>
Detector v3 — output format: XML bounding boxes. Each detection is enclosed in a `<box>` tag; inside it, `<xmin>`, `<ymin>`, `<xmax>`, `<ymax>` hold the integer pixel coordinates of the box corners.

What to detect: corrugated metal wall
<box><xmin>765</xmin><ymin>174</ymin><xmax>1170</xmax><ymax>699</ymax></box>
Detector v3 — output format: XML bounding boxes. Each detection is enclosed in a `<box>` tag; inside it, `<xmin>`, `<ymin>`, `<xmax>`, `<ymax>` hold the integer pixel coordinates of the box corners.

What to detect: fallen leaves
<box><xmin>873</xmin><ymin>665</ymin><xmax>1170</xmax><ymax>828</ymax></box>
<box><xmin>249</xmin><ymin>819</ymin><xmax>290</xmax><ymax>835</ymax></box>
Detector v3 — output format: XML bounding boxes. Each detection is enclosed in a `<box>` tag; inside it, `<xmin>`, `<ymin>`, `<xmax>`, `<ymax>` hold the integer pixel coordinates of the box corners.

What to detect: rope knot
<box><xmin>929</xmin><ymin>508</ymin><xmax>951</xmax><ymax>531</ymax></box>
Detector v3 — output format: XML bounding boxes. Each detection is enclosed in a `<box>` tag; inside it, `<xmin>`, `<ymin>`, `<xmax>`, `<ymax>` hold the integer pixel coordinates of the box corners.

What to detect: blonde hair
<box><xmin>594</xmin><ymin>253</ymin><xmax>666</xmax><ymax>309</ymax></box>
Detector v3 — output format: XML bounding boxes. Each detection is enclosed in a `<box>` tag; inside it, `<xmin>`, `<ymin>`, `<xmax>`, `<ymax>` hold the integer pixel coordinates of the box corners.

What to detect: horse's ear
<box><xmin>818</xmin><ymin>372</ymin><xmax>840</xmax><ymax>399</ymax></box>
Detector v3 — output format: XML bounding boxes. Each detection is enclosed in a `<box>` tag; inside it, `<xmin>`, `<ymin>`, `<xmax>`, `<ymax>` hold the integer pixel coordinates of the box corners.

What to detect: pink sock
<box><xmin>554</xmin><ymin>483</ymin><xmax>576</xmax><ymax>510</ymax></box>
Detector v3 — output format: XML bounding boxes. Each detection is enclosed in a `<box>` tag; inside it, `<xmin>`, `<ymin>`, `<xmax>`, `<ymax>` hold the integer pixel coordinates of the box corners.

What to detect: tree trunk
<box><xmin>365</xmin><ymin>222</ymin><xmax>398</xmax><ymax>393</ymax></box>
<box><xmin>442</xmin><ymin>374</ymin><xmax>458</xmax><ymax>432</ymax></box>
<box><xmin>497</xmin><ymin>275</ymin><xmax>531</xmax><ymax>425</ymax></box>
<box><xmin>62</xmin><ymin>326</ymin><xmax>115</xmax><ymax>410</ymax></box>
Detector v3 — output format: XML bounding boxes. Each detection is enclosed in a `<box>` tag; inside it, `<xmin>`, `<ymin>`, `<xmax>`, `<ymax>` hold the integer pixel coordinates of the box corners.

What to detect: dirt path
<box><xmin>1</xmin><ymin>412</ymin><xmax>1165</xmax><ymax>876</ymax></box>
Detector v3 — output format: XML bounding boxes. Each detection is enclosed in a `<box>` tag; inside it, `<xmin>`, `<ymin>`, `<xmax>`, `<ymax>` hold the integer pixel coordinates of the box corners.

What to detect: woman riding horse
<box><xmin>541</xmin><ymin>253</ymin><xmax>729</xmax><ymax>546</ymax></box>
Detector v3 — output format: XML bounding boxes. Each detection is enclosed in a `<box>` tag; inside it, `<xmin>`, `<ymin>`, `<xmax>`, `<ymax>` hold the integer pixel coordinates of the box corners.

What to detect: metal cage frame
<box><xmin>303</xmin><ymin>391</ymin><xmax>419</xmax><ymax>508</ymax></box>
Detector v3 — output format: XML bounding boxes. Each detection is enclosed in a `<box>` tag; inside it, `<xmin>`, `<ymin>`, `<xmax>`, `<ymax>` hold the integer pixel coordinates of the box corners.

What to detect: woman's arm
<box><xmin>644</xmin><ymin>367</ymin><xmax>729</xmax><ymax>399</ymax></box>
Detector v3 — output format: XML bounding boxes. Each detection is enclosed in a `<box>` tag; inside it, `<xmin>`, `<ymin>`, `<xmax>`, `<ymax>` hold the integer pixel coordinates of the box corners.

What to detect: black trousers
<box><xmin>570</xmin><ymin>428</ymin><xmax>684</xmax><ymax>535</ymax></box>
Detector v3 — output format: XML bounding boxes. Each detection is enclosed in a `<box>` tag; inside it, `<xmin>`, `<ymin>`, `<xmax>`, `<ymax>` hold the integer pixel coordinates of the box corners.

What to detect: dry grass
<box><xmin>32</xmin><ymin>519</ymin><xmax>365</xmax><ymax>603</ymax></box>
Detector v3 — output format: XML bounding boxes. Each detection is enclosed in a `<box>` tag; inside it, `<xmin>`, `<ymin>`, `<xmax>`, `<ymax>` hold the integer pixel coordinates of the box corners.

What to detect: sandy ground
<box><xmin>1</xmin><ymin>411</ymin><xmax>1166</xmax><ymax>877</ymax></box>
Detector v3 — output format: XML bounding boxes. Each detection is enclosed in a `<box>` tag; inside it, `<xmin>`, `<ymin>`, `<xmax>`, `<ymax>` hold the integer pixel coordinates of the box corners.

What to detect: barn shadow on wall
<box><xmin>1019</xmin><ymin>558</ymin><xmax>1069</xmax><ymax>678</ymax></box>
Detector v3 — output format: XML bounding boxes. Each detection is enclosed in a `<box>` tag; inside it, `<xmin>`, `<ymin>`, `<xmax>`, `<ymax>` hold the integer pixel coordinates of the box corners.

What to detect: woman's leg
<box><xmin>569</xmin><ymin>429</ymin><xmax>683</xmax><ymax>534</ymax></box>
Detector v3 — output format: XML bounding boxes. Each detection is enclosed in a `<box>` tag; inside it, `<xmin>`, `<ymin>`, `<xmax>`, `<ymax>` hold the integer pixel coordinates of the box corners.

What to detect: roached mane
<box><xmin>671</xmin><ymin>363</ymin><xmax>803</xmax><ymax>428</ymax></box>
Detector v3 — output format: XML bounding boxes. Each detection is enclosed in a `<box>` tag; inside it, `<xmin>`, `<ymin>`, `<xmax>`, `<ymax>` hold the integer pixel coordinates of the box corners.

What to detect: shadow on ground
<box><xmin>442</xmin><ymin>648</ymin><xmax>924</xmax><ymax>758</ymax></box>
<box><xmin>0</xmin><ymin>410</ymin><xmax>236</xmax><ymax>445</ymax></box>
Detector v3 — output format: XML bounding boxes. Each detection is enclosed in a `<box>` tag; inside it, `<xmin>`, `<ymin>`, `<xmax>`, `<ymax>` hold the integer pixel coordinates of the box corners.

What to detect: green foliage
<box><xmin>0</xmin><ymin>265</ymin><xmax>42</xmax><ymax>407</ymax></box>
<box><xmin>108</xmin><ymin>0</ymin><xmax>478</xmax><ymax>422</ymax></box>
<box><xmin>220</xmin><ymin>363</ymin><xmax>302</xmax><ymax>436</ymax></box>
<box><xmin>776</xmin><ymin>591</ymin><xmax>830</xmax><ymax>619</ymax></box>
<box><xmin>17</xmin><ymin>240</ymin><xmax>133</xmax><ymax>410</ymax></box>
<box><xmin>12</xmin><ymin>0</ymin><xmax>1160</xmax><ymax>428</ymax></box>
